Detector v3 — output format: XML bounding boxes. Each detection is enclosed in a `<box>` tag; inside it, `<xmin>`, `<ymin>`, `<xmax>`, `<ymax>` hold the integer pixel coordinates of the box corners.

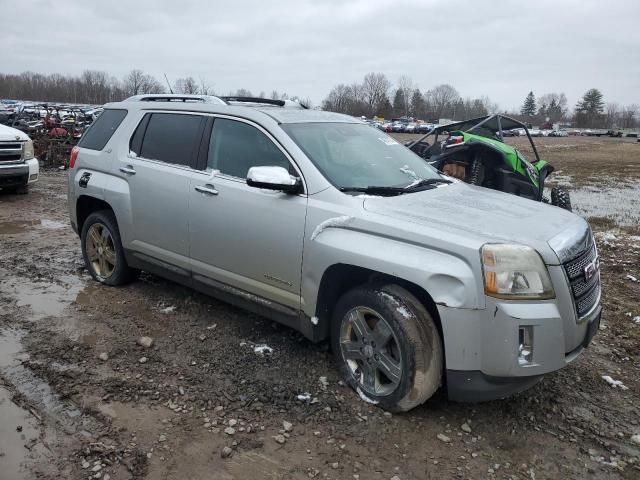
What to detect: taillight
<box><xmin>69</xmin><ymin>146</ymin><xmax>79</xmax><ymax>168</ymax></box>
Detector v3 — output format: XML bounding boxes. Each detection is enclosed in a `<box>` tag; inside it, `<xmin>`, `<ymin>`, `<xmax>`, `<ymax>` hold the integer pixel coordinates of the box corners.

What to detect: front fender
<box><xmin>302</xmin><ymin>227</ymin><xmax>484</xmax><ymax>319</ymax></box>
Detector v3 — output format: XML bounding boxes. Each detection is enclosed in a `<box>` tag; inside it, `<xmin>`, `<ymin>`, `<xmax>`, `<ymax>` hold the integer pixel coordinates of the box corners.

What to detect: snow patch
<box><xmin>626</xmin><ymin>274</ymin><xmax>638</xmax><ymax>282</ymax></box>
<box><xmin>160</xmin><ymin>306</ymin><xmax>176</xmax><ymax>314</ymax></box>
<box><xmin>253</xmin><ymin>344</ymin><xmax>273</xmax><ymax>355</ymax></box>
<box><xmin>399</xmin><ymin>165</ymin><xmax>419</xmax><ymax>181</ymax></box>
<box><xmin>601</xmin><ymin>375</ymin><xmax>629</xmax><ymax>390</ymax></box>
<box><xmin>396</xmin><ymin>306</ymin><xmax>412</xmax><ymax>319</ymax></box>
<box><xmin>296</xmin><ymin>392</ymin><xmax>311</xmax><ymax>402</ymax></box>
<box><xmin>633</xmin><ymin>316</ymin><xmax>640</xmax><ymax>325</ymax></box>
<box><xmin>356</xmin><ymin>387</ymin><xmax>379</xmax><ymax>405</ymax></box>
<box><xmin>310</xmin><ymin>216</ymin><xmax>354</xmax><ymax>241</ymax></box>
<box><xmin>247</xmin><ymin>166</ymin><xmax>294</xmax><ymax>184</ymax></box>
<box><xmin>310</xmin><ymin>316</ymin><xmax>319</xmax><ymax>325</ymax></box>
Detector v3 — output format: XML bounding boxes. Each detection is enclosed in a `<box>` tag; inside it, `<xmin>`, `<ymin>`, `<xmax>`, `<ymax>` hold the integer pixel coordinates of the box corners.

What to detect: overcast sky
<box><xmin>2</xmin><ymin>0</ymin><xmax>639</xmax><ymax>110</ymax></box>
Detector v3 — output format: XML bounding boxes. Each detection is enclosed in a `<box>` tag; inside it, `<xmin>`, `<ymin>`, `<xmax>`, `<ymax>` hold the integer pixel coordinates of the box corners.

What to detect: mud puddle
<box><xmin>0</xmin><ymin>385</ymin><xmax>45</xmax><ymax>480</ymax></box>
<box><xmin>0</xmin><ymin>218</ymin><xmax>67</xmax><ymax>235</ymax></box>
<box><xmin>0</xmin><ymin>330</ymin><xmax>50</xmax><ymax>479</ymax></box>
<box><xmin>0</xmin><ymin>274</ymin><xmax>85</xmax><ymax>320</ymax></box>
<box><xmin>0</xmin><ymin>329</ymin><xmax>81</xmax><ymax>434</ymax></box>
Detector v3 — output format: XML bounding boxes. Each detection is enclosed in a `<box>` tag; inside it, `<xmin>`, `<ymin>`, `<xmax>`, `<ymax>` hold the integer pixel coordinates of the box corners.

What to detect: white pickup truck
<box><xmin>0</xmin><ymin>123</ymin><xmax>39</xmax><ymax>194</ymax></box>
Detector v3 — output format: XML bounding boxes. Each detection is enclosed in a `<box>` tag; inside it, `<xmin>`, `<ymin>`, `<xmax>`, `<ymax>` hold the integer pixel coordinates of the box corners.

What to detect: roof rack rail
<box><xmin>220</xmin><ymin>96</ymin><xmax>308</xmax><ymax>109</ymax></box>
<box><xmin>125</xmin><ymin>94</ymin><xmax>227</xmax><ymax>105</ymax></box>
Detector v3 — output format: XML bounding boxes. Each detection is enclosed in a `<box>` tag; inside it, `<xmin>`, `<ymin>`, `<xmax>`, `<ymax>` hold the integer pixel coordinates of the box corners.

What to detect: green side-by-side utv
<box><xmin>407</xmin><ymin>114</ymin><xmax>572</xmax><ymax>210</ymax></box>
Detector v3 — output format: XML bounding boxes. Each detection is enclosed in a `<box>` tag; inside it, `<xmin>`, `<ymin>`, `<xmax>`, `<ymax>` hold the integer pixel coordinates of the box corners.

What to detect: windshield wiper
<box><xmin>403</xmin><ymin>177</ymin><xmax>452</xmax><ymax>191</ymax></box>
<box><xmin>339</xmin><ymin>186</ymin><xmax>406</xmax><ymax>196</ymax></box>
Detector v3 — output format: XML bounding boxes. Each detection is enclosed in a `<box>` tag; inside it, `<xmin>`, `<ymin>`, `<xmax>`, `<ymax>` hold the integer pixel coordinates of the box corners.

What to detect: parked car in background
<box><xmin>405</xmin><ymin>122</ymin><xmax>417</xmax><ymax>133</ymax></box>
<box><xmin>548</xmin><ymin>130</ymin><xmax>569</xmax><ymax>137</ymax></box>
<box><xmin>0</xmin><ymin>123</ymin><xmax>39</xmax><ymax>193</ymax></box>
<box><xmin>391</xmin><ymin>122</ymin><xmax>405</xmax><ymax>133</ymax></box>
<box><xmin>529</xmin><ymin>128</ymin><xmax>543</xmax><ymax>137</ymax></box>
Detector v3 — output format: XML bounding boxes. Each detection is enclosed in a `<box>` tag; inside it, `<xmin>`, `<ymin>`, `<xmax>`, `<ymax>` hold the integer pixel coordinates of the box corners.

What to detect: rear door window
<box><xmin>139</xmin><ymin>113</ymin><xmax>204</xmax><ymax>167</ymax></box>
<box><xmin>78</xmin><ymin>109</ymin><xmax>127</xmax><ymax>150</ymax></box>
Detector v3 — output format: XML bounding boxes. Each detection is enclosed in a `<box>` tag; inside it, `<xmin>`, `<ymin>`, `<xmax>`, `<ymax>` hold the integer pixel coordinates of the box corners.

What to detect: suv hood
<box><xmin>0</xmin><ymin>124</ymin><xmax>29</xmax><ymax>142</ymax></box>
<box><xmin>363</xmin><ymin>182</ymin><xmax>588</xmax><ymax>265</ymax></box>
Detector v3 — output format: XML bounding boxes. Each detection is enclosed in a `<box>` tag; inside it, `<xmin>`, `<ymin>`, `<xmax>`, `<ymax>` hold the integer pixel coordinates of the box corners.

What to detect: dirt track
<box><xmin>1</xmin><ymin>137</ymin><xmax>639</xmax><ymax>479</ymax></box>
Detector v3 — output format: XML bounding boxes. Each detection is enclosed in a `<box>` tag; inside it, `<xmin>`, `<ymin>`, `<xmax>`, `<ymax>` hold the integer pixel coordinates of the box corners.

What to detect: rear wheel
<box><xmin>551</xmin><ymin>186</ymin><xmax>572</xmax><ymax>211</ymax></box>
<box><xmin>331</xmin><ymin>284</ymin><xmax>443</xmax><ymax>412</ymax></box>
<box><xmin>15</xmin><ymin>184</ymin><xmax>29</xmax><ymax>194</ymax></box>
<box><xmin>81</xmin><ymin>210</ymin><xmax>139</xmax><ymax>286</ymax></box>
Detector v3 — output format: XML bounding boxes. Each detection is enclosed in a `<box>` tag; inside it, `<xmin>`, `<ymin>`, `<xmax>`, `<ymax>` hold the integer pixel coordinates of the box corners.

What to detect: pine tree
<box><xmin>520</xmin><ymin>91</ymin><xmax>536</xmax><ymax>116</ymax></box>
<box><xmin>575</xmin><ymin>88</ymin><xmax>605</xmax><ymax>127</ymax></box>
<box><xmin>392</xmin><ymin>88</ymin><xmax>406</xmax><ymax>117</ymax></box>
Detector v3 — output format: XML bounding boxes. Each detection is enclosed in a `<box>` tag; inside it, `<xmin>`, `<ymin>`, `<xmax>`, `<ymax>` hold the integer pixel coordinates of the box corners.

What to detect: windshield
<box><xmin>282</xmin><ymin>122</ymin><xmax>443</xmax><ymax>190</ymax></box>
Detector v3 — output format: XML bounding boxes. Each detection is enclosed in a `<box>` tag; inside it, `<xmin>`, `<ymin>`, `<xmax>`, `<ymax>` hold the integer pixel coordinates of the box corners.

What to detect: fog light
<box><xmin>518</xmin><ymin>326</ymin><xmax>534</xmax><ymax>366</ymax></box>
<box><xmin>29</xmin><ymin>174</ymin><xmax>38</xmax><ymax>181</ymax></box>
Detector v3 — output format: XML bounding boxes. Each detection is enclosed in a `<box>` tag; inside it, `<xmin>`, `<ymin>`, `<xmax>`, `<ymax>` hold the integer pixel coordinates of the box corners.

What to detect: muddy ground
<box><xmin>0</xmin><ymin>136</ymin><xmax>639</xmax><ymax>480</ymax></box>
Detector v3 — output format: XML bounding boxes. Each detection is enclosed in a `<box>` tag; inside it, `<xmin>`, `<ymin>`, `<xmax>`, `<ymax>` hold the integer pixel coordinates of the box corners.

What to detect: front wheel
<box><xmin>331</xmin><ymin>284</ymin><xmax>443</xmax><ymax>412</ymax></box>
<box><xmin>551</xmin><ymin>186</ymin><xmax>572</xmax><ymax>211</ymax></box>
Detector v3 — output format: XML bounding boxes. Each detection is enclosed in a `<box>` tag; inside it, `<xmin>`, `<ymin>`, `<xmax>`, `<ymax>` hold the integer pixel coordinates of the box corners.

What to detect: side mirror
<box><xmin>246</xmin><ymin>166</ymin><xmax>301</xmax><ymax>194</ymax></box>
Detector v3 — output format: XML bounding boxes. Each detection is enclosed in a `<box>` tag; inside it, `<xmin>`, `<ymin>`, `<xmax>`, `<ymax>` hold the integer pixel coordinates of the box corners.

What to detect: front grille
<box><xmin>0</xmin><ymin>142</ymin><xmax>23</xmax><ymax>163</ymax></box>
<box><xmin>563</xmin><ymin>240</ymin><xmax>600</xmax><ymax>318</ymax></box>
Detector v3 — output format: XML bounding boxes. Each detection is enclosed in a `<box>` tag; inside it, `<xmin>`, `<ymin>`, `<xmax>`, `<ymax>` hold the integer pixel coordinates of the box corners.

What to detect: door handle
<box><xmin>195</xmin><ymin>184</ymin><xmax>219</xmax><ymax>196</ymax></box>
<box><xmin>119</xmin><ymin>165</ymin><xmax>136</xmax><ymax>175</ymax></box>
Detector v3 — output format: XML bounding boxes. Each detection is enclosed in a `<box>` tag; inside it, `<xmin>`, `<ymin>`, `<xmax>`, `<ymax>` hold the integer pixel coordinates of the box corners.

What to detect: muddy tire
<box><xmin>331</xmin><ymin>284</ymin><xmax>443</xmax><ymax>412</ymax></box>
<box><xmin>81</xmin><ymin>210</ymin><xmax>138</xmax><ymax>286</ymax></box>
<box><xmin>15</xmin><ymin>184</ymin><xmax>29</xmax><ymax>194</ymax></box>
<box><xmin>551</xmin><ymin>186</ymin><xmax>572</xmax><ymax>211</ymax></box>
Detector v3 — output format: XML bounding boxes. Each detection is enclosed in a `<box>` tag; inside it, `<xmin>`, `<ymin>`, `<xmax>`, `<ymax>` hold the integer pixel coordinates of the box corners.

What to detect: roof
<box><xmin>110</xmin><ymin>95</ymin><xmax>357</xmax><ymax>125</ymax></box>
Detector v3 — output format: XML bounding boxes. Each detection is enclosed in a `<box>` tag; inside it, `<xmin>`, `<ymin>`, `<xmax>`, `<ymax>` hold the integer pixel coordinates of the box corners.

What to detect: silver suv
<box><xmin>67</xmin><ymin>94</ymin><xmax>602</xmax><ymax>411</ymax></box>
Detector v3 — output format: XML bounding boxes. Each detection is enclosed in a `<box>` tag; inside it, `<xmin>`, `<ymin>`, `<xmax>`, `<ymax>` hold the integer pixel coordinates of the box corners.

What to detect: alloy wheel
<box><xmin>339</xmin><ymin>306</ymin><xmax>402</xmax><ymax>397</ymax></box>
<box><xmin>85</xmin><ymin>223</ymin><xmax>117</xmax><ymax>279</ymax></box>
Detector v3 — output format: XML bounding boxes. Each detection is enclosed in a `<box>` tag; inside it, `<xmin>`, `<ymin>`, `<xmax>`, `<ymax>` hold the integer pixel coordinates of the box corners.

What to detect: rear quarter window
<box><xmin>78</xmin><ymin>109</ymin><xmax>127</xmax><ymax>151</ymax></box>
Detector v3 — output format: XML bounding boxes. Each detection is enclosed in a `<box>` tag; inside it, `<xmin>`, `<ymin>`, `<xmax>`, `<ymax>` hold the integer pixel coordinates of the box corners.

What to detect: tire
<box><xmin>551</xmin><ymin>186</ymin><xmax>572</xmax><ymax>211</ymax></box>
<box><xmin>331</xmin><ymin>284</ymin><xmax>443</xmax><ymax>412</ymax></box>
<box><xmin>15</xmin><ymin>184</ymin><xmax>28</xmax><ymax>194</ymax></box>
<box><xmin>81</xmin><ymin>210</ymin><xmax>139</xmax><ymax>286</ymax></box>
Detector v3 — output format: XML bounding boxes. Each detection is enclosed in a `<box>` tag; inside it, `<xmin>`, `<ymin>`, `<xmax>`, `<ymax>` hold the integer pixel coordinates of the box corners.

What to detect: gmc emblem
<box><xmin>584</xmin><ymin>256</ymin><xmax>600</xmax><ymax>281</ymax></box>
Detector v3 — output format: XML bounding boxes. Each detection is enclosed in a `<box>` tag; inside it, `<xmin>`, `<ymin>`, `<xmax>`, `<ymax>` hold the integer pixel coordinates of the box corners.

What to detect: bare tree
<box><xmin>174</xmin><ymin>77</ymin><xmax>199</xmax><ymax>94</ymax></box>
<box><xmin>397</xmin><ymin>75</ymin><xmax>413</xmax><ymax>116</ymax></box>
<box><xmin>427</xmin><ymin>84</ymin><xmax>460</xmax><ymax>119</ymax></box>
<box><xmin>122</xmin><ymin>70</ymin><xmax>164</xmax><ymax>97</ymax></box>
<box><xmin>361</xmin><ymin>72</ymin><xmax>391</xmax><ymax>116</ymax></box>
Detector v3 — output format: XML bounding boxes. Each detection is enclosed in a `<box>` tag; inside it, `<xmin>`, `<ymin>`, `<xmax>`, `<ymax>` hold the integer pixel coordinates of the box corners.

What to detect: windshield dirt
<box><xmin>282</xmin><ymin>123</ymin><xmax>442</xmax><ymax>190</ymax></box>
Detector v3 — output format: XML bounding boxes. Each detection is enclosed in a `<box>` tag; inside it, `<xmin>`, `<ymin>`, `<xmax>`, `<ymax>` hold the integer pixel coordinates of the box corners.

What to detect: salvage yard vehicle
<box><xmin>408</xmin><ymin>114</ymin><xmax>572</xmax><ymax>211</ymax></box>
<box><xmin>68</xmin><ymin>95</ymin><xmax>602</xmax><ymax>411</ymax></box>
<box><xmin>0</xmin><ymin>123</ymin><xmax>39</xmax><ymax>193</ymax></box>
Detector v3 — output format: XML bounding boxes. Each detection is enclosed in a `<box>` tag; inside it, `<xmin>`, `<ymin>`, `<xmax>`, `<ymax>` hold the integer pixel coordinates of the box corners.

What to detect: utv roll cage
<box><xmin>407</xmin><ymin>114</ymin><xmax>541</xmax><ymax>163</ymax></box>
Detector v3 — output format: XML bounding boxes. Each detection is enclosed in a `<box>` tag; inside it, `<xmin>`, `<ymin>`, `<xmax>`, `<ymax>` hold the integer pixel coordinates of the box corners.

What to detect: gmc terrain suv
<box><xmin>0</xmin><ymin>123</ymin><xmax>39</xmax><ymax>193</ymax></box>
<box><xmin>67</xmin><ymin>94</ymin><xmax>602</xmax><ymax>411</ymax></box>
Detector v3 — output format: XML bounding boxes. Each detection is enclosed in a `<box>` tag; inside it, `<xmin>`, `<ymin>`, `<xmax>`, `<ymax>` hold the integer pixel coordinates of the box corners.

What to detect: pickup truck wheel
<box><xmin>81</xmin><ymin>210</ymin><xmax>138</xmax><ymax>286</ymax></box>
<box><xmin>331</xmin><ymin>284</ymin><xmax>443</xmax><ymax>412</ymax></box>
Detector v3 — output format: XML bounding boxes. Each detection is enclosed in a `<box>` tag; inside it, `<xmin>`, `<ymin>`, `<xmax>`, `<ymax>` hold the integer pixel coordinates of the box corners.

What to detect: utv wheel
<box><xmin>551</xmin><ymin>186</ymin><xmax>572</xmax><ymax>211</ymax></box>
<box><xmin>331</xmin><ymin>284</ymin><xmax>443</xmax><ymax>412</ymax></box>
<box><xmin>81</xmin><ymin>210</ymin><xmax>138</xmax><ymax>286</ymax></box>
<box><xmin>15</xmin><ymin>185</ymin><xmax>29</xmax><ymax>194</ymax></box>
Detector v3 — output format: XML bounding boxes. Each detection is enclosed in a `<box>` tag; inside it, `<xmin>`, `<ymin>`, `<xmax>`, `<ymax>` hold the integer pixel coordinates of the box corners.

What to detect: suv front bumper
<box><xmin>440</xmin><ymin>299</ymin><xmax>601</xmax><ymax>402</ymax></box>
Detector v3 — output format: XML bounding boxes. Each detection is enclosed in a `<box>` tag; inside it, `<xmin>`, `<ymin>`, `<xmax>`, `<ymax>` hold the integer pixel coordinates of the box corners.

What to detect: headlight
<box><xmin>481</xmin><ymin>244</ymin><xmax>555</xmax><ymax>299</ymax></box>
<box><xmin>23</xmin><ymin>140</ymin><xmax>34</xmax><ymax>160</ymax></box>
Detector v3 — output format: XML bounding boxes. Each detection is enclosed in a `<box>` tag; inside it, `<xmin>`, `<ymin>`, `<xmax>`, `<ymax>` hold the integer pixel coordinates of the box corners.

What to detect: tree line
<box><xmin>1</xmin><ymin>69</ymin><xmax>637</xmax><ymax>129</ymax></box>
<box><xmin>322</xmin><ymin>73</ymin><xmax>498</xmax><ymax>122</ymax></box>
<box><xmin>519</xmin><ymin>89</ymin><xmax>638</xmax><ymax>129</ymax></box>
<box><xmin>0</xmin><ymin>70</ymin><xmax>310</xmax><ymax>107</ymax></box>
